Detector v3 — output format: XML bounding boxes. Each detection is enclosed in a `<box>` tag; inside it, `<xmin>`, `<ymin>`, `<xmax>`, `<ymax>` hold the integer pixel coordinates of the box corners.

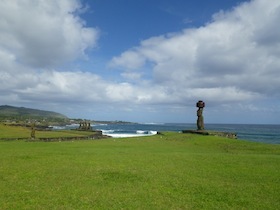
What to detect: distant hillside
<box><xmin>0</xmin><ymin>105</ymin><xmax>68</xmax><ymax>120</ymax></box>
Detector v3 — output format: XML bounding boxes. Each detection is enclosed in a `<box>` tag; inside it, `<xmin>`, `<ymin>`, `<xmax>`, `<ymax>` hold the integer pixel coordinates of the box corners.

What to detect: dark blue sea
<box><xmin>54</xmin><ymin>123</ymin><xmax>280</xmax><ymax>144</ymax></box>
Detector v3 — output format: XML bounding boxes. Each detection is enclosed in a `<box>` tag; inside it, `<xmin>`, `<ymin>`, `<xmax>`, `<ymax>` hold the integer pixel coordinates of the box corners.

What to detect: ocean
<box><xmin>56</xmin><ymin>123</ymin><xmax>280</xmax><ymax>144</ymax></box>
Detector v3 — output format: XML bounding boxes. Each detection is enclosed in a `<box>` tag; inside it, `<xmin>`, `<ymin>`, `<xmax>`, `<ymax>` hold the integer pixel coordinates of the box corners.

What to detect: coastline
<box><xmin>51</xmin><ymin>123</ymin><xmax>280</xmax><ymax>144</ymax></box>
<box><xmin>182</xmin><ymin>130</ymin><xmax>237</xmax><ymax>139</ymax></box>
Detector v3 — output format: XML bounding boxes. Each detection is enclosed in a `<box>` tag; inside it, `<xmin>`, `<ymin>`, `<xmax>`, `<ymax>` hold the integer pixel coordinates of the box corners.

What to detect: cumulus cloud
<box><xmin>110</xmin><ymin>0</ymin><xmax>280</xmax><ymax>105</ymax></box>
<box><xmin>0</xmin><ymin>0</ymin><xmax>100</xmax><ymax>107</ymax></box>
<box><xmin>0</xmin><ymin>0</ymin><xmax>279</xmax><ymax>122</ymax></box>
<box><xmin>0</xmin><ymin>0</ymin><xmax>99</xmax><ymax>68</ymax></box>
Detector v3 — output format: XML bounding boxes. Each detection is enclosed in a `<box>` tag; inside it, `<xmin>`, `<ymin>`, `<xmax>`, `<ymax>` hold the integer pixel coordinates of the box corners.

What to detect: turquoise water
<box><xmin>54</xmin><ymin>123</ymin><xmax>280</xmax><ymax>144</ymax></box>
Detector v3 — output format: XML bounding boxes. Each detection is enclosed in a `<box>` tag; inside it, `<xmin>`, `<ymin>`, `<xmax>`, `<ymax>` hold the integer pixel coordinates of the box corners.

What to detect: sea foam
<box><xmin>104</xmin><ymin>131</ymin><xmax>157</xmax><ymax>138</ymax></box>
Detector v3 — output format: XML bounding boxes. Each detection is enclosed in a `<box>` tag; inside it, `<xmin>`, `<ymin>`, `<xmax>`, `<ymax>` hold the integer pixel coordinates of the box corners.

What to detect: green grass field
<box><xmin>0</xmin><ymin>124</ymin><xmax>95</xmax><ymax>139</ymax></box>
<box><xmin>0</xmin><ymin>125</ymin><xmax>279</xmax><ymax>209</ymax></box>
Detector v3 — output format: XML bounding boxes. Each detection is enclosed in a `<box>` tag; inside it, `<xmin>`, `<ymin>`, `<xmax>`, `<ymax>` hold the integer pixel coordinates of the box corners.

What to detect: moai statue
<box><xmin>87</xmin><ymin>122</ymin><xmax>91</xmax><ymax>130</ymax></box>
<box><xmin>196</xmin><ymin>100</ymin><xmax>205</xmax><ymax>130</ymax></box>
<box><xmin>83</xmin><ymin>122</ymin><xmax>86</xmax><ymax>130</ymax></box>
<box><xmin>30</xmin><ymin>123</ymin><xmax>36</xmax><ymax>139</ymax></box>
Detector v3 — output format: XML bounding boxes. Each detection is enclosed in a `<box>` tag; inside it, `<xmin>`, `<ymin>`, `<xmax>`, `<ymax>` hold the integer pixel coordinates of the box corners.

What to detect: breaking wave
<box><xmin>102</xmin><ymin>129</ymin><xmax>158</xmax><ymax>138</ymax></box>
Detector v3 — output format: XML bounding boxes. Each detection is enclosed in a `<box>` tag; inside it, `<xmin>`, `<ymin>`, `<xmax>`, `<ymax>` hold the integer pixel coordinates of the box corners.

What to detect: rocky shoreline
<box><xmin>182</xmin><ymin>130</ymin><xmax>237</xmax><ymax>139</ymax></box>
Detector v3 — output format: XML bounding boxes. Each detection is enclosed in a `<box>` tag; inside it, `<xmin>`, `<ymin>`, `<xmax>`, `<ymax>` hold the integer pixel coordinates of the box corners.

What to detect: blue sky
<box><xmin>0</xmin><ymin>0</ymin><xmax>279</xmax><ymax>124</ymax></box>
<box><xmin>82</xmin><ymin>0</ymin><xmax>246</xmax><ymax>54</ymax></box>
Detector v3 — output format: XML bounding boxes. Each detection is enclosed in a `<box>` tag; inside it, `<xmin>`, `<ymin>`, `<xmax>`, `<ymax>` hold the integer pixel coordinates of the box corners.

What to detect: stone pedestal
<box><xmin>182</xmin><ymin>130</ymin><xmax>237</xmax><ymax>139</ymax></box>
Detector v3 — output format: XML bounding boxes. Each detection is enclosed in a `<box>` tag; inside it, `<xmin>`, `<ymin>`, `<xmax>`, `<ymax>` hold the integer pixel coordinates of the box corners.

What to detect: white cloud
<box><xmin>110</xmin><ymin>51</ymin><xmax>146</xmax><ymax>70</ymax></box>
<box><xmin>121</xmin><ymin>72</ymin><xmax>143</xmax><ymax>81</ymax></box>
<box><xmin>110</xmin><ymin>0</ymin><xmax>280</xmax><ymax>105</ymax></box>
<box><xmin>0</xmin><ymin>0</ymin><xmax>99</xmax><ymax>68</ymax></box>
<box><xmin>0</xmin><ymin>0</ymin><xmax>279</xmax><ymax>123</ymax></box>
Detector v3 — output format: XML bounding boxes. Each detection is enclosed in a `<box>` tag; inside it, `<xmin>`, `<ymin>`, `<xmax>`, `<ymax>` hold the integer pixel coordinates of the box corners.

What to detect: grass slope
<box><xmin>0</xmin><ymin>124</ymin><xmax>94</xmax><ymax>139</ymax></box>
<box><xmin>0</xmin><ymin>132</ymin><xmax>279</xmax><ymax>209</ymax></box>
<box><xmin>0</xmin><ymin>105</ymin><xmax>67</xmax><ymax>119</ymax></box>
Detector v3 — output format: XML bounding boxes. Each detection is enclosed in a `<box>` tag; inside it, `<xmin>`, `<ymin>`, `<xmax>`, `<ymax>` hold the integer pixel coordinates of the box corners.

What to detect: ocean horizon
<box><xmin>54</xmin><ymin>123</ymin><xmax>280</xmax><ymax>144</ymax></box>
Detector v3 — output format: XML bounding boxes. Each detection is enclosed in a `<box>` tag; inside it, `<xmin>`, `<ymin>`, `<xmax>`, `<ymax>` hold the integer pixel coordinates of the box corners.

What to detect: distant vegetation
<box><xmin>0</xmin><ymin>105</ymin><xmax>67</xmax><ymax>120</ymax></box>
<box><xmin>0</xmin><ymin>105</ymin><xmax>69</xmax><ymax>125</ymax></box>
<box><xmin>0</xmin><ymin>105</ymin><xmax>135</xmax><ymax>126</ymax></box>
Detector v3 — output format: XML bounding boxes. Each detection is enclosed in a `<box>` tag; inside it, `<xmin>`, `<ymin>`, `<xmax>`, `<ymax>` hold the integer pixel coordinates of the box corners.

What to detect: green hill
<box><xmin>0</xmin><ymin>105</ymin><xmax>68</xmax><ymax>121</ymax></box>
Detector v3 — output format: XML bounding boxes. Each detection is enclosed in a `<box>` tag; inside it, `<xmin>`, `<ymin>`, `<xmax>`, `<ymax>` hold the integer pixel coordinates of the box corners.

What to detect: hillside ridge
<box><xmin>0</xmin><ymin>105</ymin><xmax>68</xmax><ymax>120</ymax></box>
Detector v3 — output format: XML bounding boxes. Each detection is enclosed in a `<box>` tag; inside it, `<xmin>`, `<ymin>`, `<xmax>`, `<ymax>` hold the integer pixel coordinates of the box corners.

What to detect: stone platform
<box><xmin>182</xmin><ymin>130</ymin><xmax>237</xmax><ymax>139</ymax></box>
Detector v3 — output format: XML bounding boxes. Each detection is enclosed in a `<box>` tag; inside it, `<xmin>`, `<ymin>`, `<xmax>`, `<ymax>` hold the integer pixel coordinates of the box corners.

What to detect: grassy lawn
<box><xmin>0</xmin><ymin>130</ymin><xmax>279</xmax><ymax>209</ymax></box>
<box><xmin>0</xmin><ymin>124</ymin><xmax>95</xmax><ymax>139</ymax></box>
